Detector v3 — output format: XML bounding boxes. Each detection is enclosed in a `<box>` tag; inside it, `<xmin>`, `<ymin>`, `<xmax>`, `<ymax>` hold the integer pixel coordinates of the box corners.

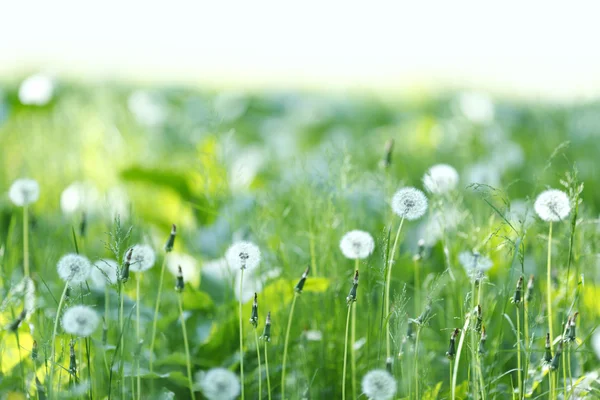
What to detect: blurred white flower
<box><xmin>61</xmin><ymin>305</ymin><xmax>99</xmax><ymax>337</ymax></box>
<box><xmin>592</xmin><ymin>330</ymin><xmax>600</xmax><ymax>360</ymax></box>
<box><xmin>57</xmin><ymin>254</ymin><xmax>92</xmax><ymax>284</ymax></box>
<box><xmin>419</xmin><ymin>206</ymin><xmax>462</xmax><ymax>246</ymax></box>
<box><xmin>60</xmin><ymin>181</ymin><xmax>100</xmax><ymax>216</ymax></box>
<box><xmin>129</xmin><ymin>244</ymin><xmax>156</xmax><ymax>272</ymax></box>
<box><xmin>201</xmin><ymin>258</ymin><xmax>234</xmax><ymax>282</ymax></box>
<box><xmin>458</xmin><ymin>251</ymin><xmax>493</xmax><ymax>272</ymax></box>
<box><xmin>1</xmin><ymin>277</ymin><xmax>36</xmax><ymax>318</ymax></box>
<box><xmin>229</xmin><ymin>147</ymin><xmax>265</xmax><ymax>191</ymax></box>
<box><xmin>423</xmin><ymin>164</ymin><xmax>459</xmax><ymax>194</ymax></box>
<box><xmin>196</xmin><ymin>368</ymin><xmax>241</xmax><ymax>400</ymax></box>
<box><xmin>534</xmin><ymin>189</ymin><xmax>571</xmax><ymax>222</ymax></box>
<box><xmin>18</xmin><ymin>73</ymin><xmax>54</xmax><ymax>106</ymax></box>
<box><xmin>304</xmin><ymin>330</ymin><xmax>323</xmax><ymax>341</ymax></box>
<box><xmin>127</xmin><ymin>91</ymin><xmax>166</xmax><ymax>127</ymax></box>
<box><xmin>90</xmin><ymin>259</ymin><xmax>118</xmax><ymax>289</ymax></box>
<box><xmin>214</xmin><ymin>92</ymin><xmax>248</xmax><ymax>122</ymax></box>
<box><xmin>391</xmin><ymin>187</ymin><xmax>428</xmax><ymax>220</ymax></box>
<box><xmin>361</xmin><ymin>369</ymin><xmax>397</xmax><ymax>400</ymax></box>
<box><xmin>8</xmin><ymin>178</ymin><xmax>40</xmax><ymax>206</ymax></box>
<box><xmin>340</xmin><ymin>230</ymin><xmax>375</xmax><ymax>260</ymax></box>
<box><xmin>234</xmin><ymin>267</ymin><xmax>281</xmax><ymax>303</ymax></box>
<box><xmin>353</xmin><ymin>337</ymin><xmax>367</xmax><ymax>350</ymax></box>
<box><xmin>105</xmin><ymin>187</ymin><xmax>130</xmax><ymax>220</ymax></box>
<box><xmin>457</xmin><ymin>92</ymin><xmax>495</xmax><ymax>124</ymax></box>
<box><xmin>489</xmin><ymin>141</ymin><xmax>524</xmax><ymax>171</ymax></box>
<box><xmin>507</xmin><ymin>200</ymin><xmax>535</xmax><ymax>231</ymax></box>
<box><xmin>225</xmin><ymin>241</ymin><xmax>261</xmax><ymax>270</ymax></box>
<box><xmin>465</xmin><ymin>163</ymin><xmax>501</xmax><ymax>188</ymax></box>
<box><xmin>167</xmin><ymin>252</ymin><xmax>200</xmax><ymax>287</ymax></box>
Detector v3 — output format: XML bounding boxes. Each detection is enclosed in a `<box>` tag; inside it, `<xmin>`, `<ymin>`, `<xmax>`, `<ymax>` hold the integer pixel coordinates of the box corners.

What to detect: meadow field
<box><xmin>0</xmin><ymin>77</ymin><xmax>599</xmax><ymax>399</ymax></box>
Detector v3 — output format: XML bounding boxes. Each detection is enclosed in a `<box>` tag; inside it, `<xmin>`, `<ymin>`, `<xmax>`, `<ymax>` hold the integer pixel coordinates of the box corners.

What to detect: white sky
<box><xmin>2</xmin><ymin>1</ymin><xmax>600</xmax><ymax>100</ymax></box>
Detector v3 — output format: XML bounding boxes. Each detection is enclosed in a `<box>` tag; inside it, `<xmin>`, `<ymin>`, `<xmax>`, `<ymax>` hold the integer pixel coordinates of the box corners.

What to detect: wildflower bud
<box><xmin>381</xmin><ymin>138</ymin><xmax>394</xmax><ymax>169</ymax></box>
<box><xmin>512</xmin><ymin>276</ymin><xmax>523</xmax><ymax>305</ymax></box>
<box><xmin>475</xmin><ymin>305</ymin><xmax>483</xmax><ymax>333</ymax></box>
<box><xmin>175</xmin><ymin>266</ymin><xmax>185</xmax><ymax>292</ymax></box>
<box><xmin>294</xmin><ymin>266</ymin><xmax>310</xmax><ymax>293</ymax></box>
<box><xmin>478</xmin><ymin>326</ymin><xmax>487</xmax><ymax>354</ymax></box>
<box><xmin>446</xmin><ymin>328</ymin><xmax>460</xmax><ymax>359</ymax></box>
<box><xmin>69</xmin><ymin>340</ymin><xmax>77</xmax><ymax>377</ymax></box>
<box><xmin>567</xmin><ymin>312</ymin><xmax>578</xmax><ymax>342</ymax></box>
<box><xmin>346</xmin><ymin>270</ymin><xmax>359</xmax><ymax>304</ymax></box>
<box><xmin>31</xmin><ymin>340</ymin><xmax>38</xmax><ymax>362</ymax></box>
<box><xmin>385</xmin><ymin>357</ymin><xmax>393</xmax><ymax>372</ymax></box>
<box><xmin>120</xmin><ymin>248</ymin><xmax>133</xmax><ymax>282</ymax></box>
<box><xmin>164</xmin><ymin>224</ymin><xmax>177</xmax><ymax>253</ymax></box>
<box><xmin>79</xmin><ymin>211</ymin><xmax>87</xmax><ymax>238</ymax></box>
<box><xmin>550</xmin><ymin>340</ymin><xmax>563</xmax><ymax>371</ymax></box>
<box><xmin>260</xmin><ymin>312</ymin><xmax>271</xmax><ymax>342</ymax></box>
<box><xmin>542</xmin><ymin>333</ymin><xmax>553</xmax><ymax>364</ymax></box>
<box><xmin>7</xmin><ymin>309</ymin><xmax>27</xmax><ymax>332</ymax></box>
<box><xmin>250</xmin><ymin>293</ymin><xmax>259</xmax><ymax>328</ymax></box>
<box><xmin>525</xmin><ymin>275</ymin><xmax>534</xmax><ymax>302</ymax></box>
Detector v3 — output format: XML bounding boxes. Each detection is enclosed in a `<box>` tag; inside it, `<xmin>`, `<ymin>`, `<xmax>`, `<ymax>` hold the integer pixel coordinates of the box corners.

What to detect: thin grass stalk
<box><xmin>342</xmin><ymin>305</ymin><xmax>352</xmax><ymax>400</ymax></box>
<box><xmin>254</xmin><ymin>329</ymin><xmax>262</xmax><ymax>400</ymax></box>
<box><xmin>351</xmin><ymin>257</ymin><xmax>359</xmax><ymax>400</ymax></box>
<box><xmin>452</xmin><ymin>317</ymin><xmax>470</xmax><ymax>400</ymax></box>
<box><xmin>136</xmin><ymin>274</ymin><xmax>141</xmax><ymax>400</ymax></box>
<box><xmin>281</xmin><ymin>292</ymin><xmax>298</xmax><ymax>400</ymax></box>
<box><xmin>414</xmin><ymin>325</ymin><xmax>421</xmax><ymax>400</ymax></box>
<box><xmin>177</xmin><ymin>293</ymin><xmax>195</xmax><ymax>399</ymax></box>
<box><xmin>264</xmin><ymin>342</ymin><xmax>272</xmax><ymax>400</ymax></box>
<box><xmin>516</xmin><ymin>305</ymin><xmax>522</xmax><ymax>399</ymax></box>
<box><xmin>23</xmin><ymin>205</ymin><xmax>30</xmax><ymax>277</ymax></box>
<box><xmin>470</xmin><ymin>279</ymin><xmax>478</xmax><ymax>399</ymax></box>
<box><xmin>385</xmin><ymin>217</ymin><xmax>405</xmax><ymax>360</ymax></box>
<box><xmin>149</xmin><ymin>255</ymin><xmax>168</xmax><ymax>373</ymax></box>
<box><xmin>119</xmin><ymin>284</ymin><xmax>126</xmax><ymax>399</ymax></box>
<box><xmin>562</xmin><ymin>343</ymin><xmax>568</xmax><ymax>400</ymax></box>
<box><xmin>567</xmin><ymin>345</ymin><xmax>572</xmax><ymax>395</ymax></box>
<box><xmin>48</xmin><ymin>282</ymin><xmax>69</xmax><ymax>396</ymax></box>
<box><xmin>239</xmin><ymin>268</ymin><xmax>246</xmax><ymax>400</ymax></box>
<box><xmin>546</xmin><ymin>222</ymin><xmax>554</xmax><ymax>351</ymax></box>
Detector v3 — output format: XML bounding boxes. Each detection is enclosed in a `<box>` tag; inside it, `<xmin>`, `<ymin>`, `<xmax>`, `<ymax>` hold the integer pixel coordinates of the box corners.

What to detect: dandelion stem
<box><xmin>414</xmin><ymin>325</ymin><xmax>421</xmax><ymax>400</ymax></box>
<box><xmin>264</xmin><ymin>342</ymin><xmax>272</xmax><ymax>400</ymax></box>
<box><xmin>48</xmin><ymin>282</ymin><xmax>69</xmax><ymax>396</ymax></box>
<box><xmin>414</xmin><ymin>257</ymin><xmax>420</xmax><ymax>319</ymax></box>
<box><xmin>546</xmin><ymin>222</ymin><xmax>554</xmax><ymax>351</ymax></box>
<box><xmin>136</xmin><ymin>274</ymin><xmax>141</xmax><ymax>400</ymax></box>
<box><xmin>23</xmin><ymin>205</ymin><xmax>30</xmax><ymax>277</ymax></box>
<box><xmin>239</xmin><ymin>268</ymin><xmax>246</xmax><ymax>400</ymax></box>
<box><xmin>254</xmin><ymin>328</ymin><xmax>262</xmax><ymax>400</ymax></box>
<box><xmin>351</xmin><ymin>257</ymin><xmax>359</xmax><ymax>400</ymax></box>
<box><xmin>452</xmin><ymin>316</ymin><xmax>470</xmax><ymax>400</ymax></box>
<box><xmin>342</xmin><ymin>304</ymin><xmax>352</xmax><ymax>400</ymax></box>
<box><xmin>149</xmin><ymin>255</ymin><xmax>168</xmax><ymax>373</ymax></box>
<box><xmin>562</xmin><ymin>340</ymin><xmax>568</xmax><ymax>400</ymax></box>
<box><xmin>281</xmin><ymin>292</ymin><xmax>298</xmax><ymax>400</ymax></box>
<box><xmin>385</xmin><ymin>216</ymin><xmax>405</xmax><ymax>360</ymax></box>
<box><xmin>516</xmin><ymin>304</ymin><xmax>523</xmax><ymax>400</ymax></box>
<box><xmin>119</xmin><ymin>282</ymin><xmax>126</xmax><ymax>399</ymax></box>
<box><xmin>177</xmin><ymin>293</ymin><xmax>195</xmax><ymax>399</ymax></box>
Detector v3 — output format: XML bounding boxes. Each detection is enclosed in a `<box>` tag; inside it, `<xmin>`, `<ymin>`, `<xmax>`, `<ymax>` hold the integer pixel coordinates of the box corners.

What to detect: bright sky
<box><xmin>2</xmin><ymin>1</ymin><xmax>600</xmax><ymax>100</ymax></box>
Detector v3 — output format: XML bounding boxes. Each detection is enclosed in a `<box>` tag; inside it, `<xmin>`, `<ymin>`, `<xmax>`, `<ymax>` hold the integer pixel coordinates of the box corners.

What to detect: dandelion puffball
<box><xmin>458</xmin><ymin>251</ymin><xmax>494</xmax><ymax>272</ymax></box>
<box><xmin>90</xmin><ymin>259</ymin><xmax>119</xmax><ymax>289</ymax></box>
<box><xmin>340</xmin><ymin>230</ymin><xmax>375</xmax><ymax>259</ymax></box>
<box><xmin>61</xmin><ymin>305</ymin><xmax>100</xmax><ymax>337</ymax></box>
<box><xmin>196</xmin><ymin>368</ymin><xmax>241</xmax><ymax>400</ymax></box>
<box><xmin>391</xmin><ymin>187</ymin><xmax>428</xmax><ymax>220</ymax></box>
<box><xmin>225</xmin><ymin>241</ymin><xmax>261</xmax><ymax>270</ymax></box>
<box><xmin>57</xmin><ymin>254</ymin><xmax>92</xmax><ymax>284</ymax></box>
<box><xmin>129</xmin><ymin>244</ymin><xmax>156</xmax><ymax>272</ymax></box>
<box><xmin>8</xmin><ymin>179</ymin><xmax>40</xmax><ymax>206</ymax></box>
<box><xmin>361</xmin><ymin>369</ymin><xmax>397</xmax><ymax>400</ymax></box>
<box><xmin>18</xmin><ymin>73</ymin><xmax>54</xmax><ymax>106</ymax></box>
<box><xmin>534</xmin><ymin>189</ymin><xmax>571</xmax><ymax>222</ymax></box>
<box><xmin>423</xmin><ymin>164</ymin><xmax>459</xmax><ymax>194</ymax></box>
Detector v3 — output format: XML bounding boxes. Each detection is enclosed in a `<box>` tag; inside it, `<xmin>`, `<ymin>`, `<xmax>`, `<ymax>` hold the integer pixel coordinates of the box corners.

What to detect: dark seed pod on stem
<box><xmin>79</xmin><ymin>212</ymin><xmax>87</xmax><ymax>238</ymax></box>
<box><xmin>31</xmin><ymin>340</ymin><xmax>38</xmax><ymax>362</ymax></box>
<box><xmin>346</xmin><ymin>270</ymin><xmax>359</xmax><ymax>304</ymax></box>
<box><xmin>260</xmin><ymin>312</ymin><xmax>271</xmax><ymax>342</ymax></box>
<box><xmin>295</xmin><ymin>266</ymin><xmax>310</xmax><ymax>293</ymax></box>
<box><xmin>567</xmin><ymin>312</ymin><xmax>578</xmax><ymax>342</ymax></box>
<box><xmin>385</xmin><ymin>357</ymin><xmax>393</xmax><ymax>372</ymax></box>
<box><xmin>7</xmin><ymin>309</ymin><xmax>27</xmax><ymax>332</ymax></box>
<box><xmin>543</xmin><ymin>333</ymin><xmax>553</xmax><ymax>364</ymax></box>
<box><xmin>250</xmin><ymin>293</ymin><xmax>259</xmax><ymax>328</ymax></box>
<box><xmin>512</xmin><ymin>276</ymin><xmax>523</xmax><ymax>305</ymax></box>
<box><xmin>120</xmin><ymin>248</ymin><xmax>133</xmax><ymax>283</ymax></box>
<box><xmin>380</xmin><ymin>138</ymin><xmax>394</xmax><ymax>169</ymax></box>
<box><xmin>550</xmin><ymin>340</ymin><xmax>563</xmax><ymax>370</ymax></box>
<box><xmin>416</xmin><ymin>300</ymin><xmax>432</xmax><ymax>325</ymax></box>
<box><xmin>446</xmin><ymin>328</ymin><xmax>460</xmax><ymax>359</ymax></box>
<box><xmin>164</xmin><ymin>224</ymin><xmax>177</xmax><ymax>253</ymax></box>
<box><xmin>475</xmin><ymin>305</ymin><xmax>483</xmax><ymax>333</ymax></box>
<box><xmin>69</xmin><ymin>340</ymin><xmax>77</xmax><ymax>377</ymax></box>
<box><xmin>478</xmin><ymin>326</ymin><xmax>487</xmax><ymax>354</ymax></box>
<box><xmin>175</xmin><ymin>266</ymin><xmax>185</xmax><ymax>292</ymax></box>
<box><xmin>525</xmin><ymin>275</ymin><xmax>534</xmax><ymax>302</ymax></box>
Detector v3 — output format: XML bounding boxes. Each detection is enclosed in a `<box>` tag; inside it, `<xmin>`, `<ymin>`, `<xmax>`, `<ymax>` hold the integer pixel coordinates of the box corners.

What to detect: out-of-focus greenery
<box><xmin>0</xmin><ymin>78</ymin><xmax>599</xmax><ymax>399</ymax></box>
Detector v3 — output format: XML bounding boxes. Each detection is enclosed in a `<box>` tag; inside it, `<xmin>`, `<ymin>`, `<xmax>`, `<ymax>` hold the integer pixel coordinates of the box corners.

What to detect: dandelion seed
<box><xmin>423</xmin><ymin>164</ymin><xmax>459</xmax><ymax>194</ymax></box>
<box><xmin>226</xmin><ymin>241</ymin><xmax>261</xmax><ymax>270</ymax></box>
<box><xmin>18</xmin><ymin>73</ymin><xmax>54</xmax><ymax>106</ymax></box>
<box><xmin>196</xmin><ymin>367</ymin><xmax>241</xmax><ymax>400</ymax></box>
<box><xmin>56</xmin><ymin>254</ymin><xmax>92</xmax><ymax>284</ymax></box>
<box><xmin>129</xmin><ymin>244</ymin><xmax>156</xmax><ymax>272</ymax></box>
<box><xmin>361</xmin><ymin>369</ymin><xmax>397</xmax><ymax>400</ymax></box>
<box><xmin>339</xmin><ymin>230</ymin><xmax>375</xmax><ymax>259</ymax></box>
<box><xmin>8</xmin><ymin>178</ymin><xmax>40</xmax><ymax>207</ymax></box>
<box><xmin>61</xmin><ymin>305</ymin><xmax>100</xmax><ymax>337</ymax></box>
<box><xmin>90</xmin><ymin>259</ymin><xmax>118</xmax><ymax>289</ymax></box>
<box><xmin>391</xmin><ymin>188</ymin><xmax>428</xmax><ymax>220</ymax></box>
<box><xmin>534</xmin><ymin>189</ymin><xmax>571</xmax><ymax>222</ymax></box>
<box><xmin>295</xmin><ymin>266</ymin><xmax>310</xmax><ymax>293</ymax></box>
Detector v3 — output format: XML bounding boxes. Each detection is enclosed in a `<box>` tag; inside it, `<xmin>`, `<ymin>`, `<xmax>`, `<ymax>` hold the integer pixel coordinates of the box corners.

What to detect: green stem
<box><xmin>351</xmin><ymin>257</ymin><xmax>359</xmax><ymax>400</ymax></box>
<box><xmin>264</xmin><ymin>342</ymin><xmax>272</xmax><ymax>400</ymax></box>
<box><xmin>414</xmin><ymin>326</ymin><xmax>421</xmax><ymax>400</ymax></box>
<box><xmin>342</xmin><ymin>305</ymin><xmax>352</xmax><ymax>400</ymax></box>
<box><xmin>136</xmin><ymin>274</ymin><xmax>141</xmax><ymax>400</ymax></box>
<box><xmin>281</xmin><ymin>292</ymin><xmax>298</xmax><ymax>400</ymax></box>
<box><xmin>149</xmin><ymin>255</ymin><xmax>168</xmax><ymax>373</ymax></box>
<box><xmin>414</xmin><ymin>258</ymin><xmax>420</xmax><ymax>319</ymax></box>
<box><xmin>177</xmin><ymin>294</ymin><xmax>195</xmax><ymax>400</ymax></box>
<box><xmin>547</xmin><ymin>222</ymin><xmax>554</xmax><ymax>352</ymax></box>
<box><xmin>516</xmin><ymin>305</ymin><xmax>522</xmax><ymax>400</ymax></box>
<box><xmin>452</xmin><ymin>316</ymin><xmax>470</xmax><ymax>400</ymax></box>
<box><xmin>562</xmin><ymin>340</ymin><xmax>567</xmax><ymax>400</ymax></box>
<box><xmin>23</xmin><ymin>206</ymin><xmax>30</xmax><ymax>277</ymax></box>
<box><xmin>119</xmin><ymin>282</ymin><xmax>126</xmax><ymax>399</ymax></box>
<box><xmin>239</xmin><ymin>268</ymin><xmax>246</xmax><ymax>400</ymax></box>
<box><xmin>48</xmin><ymin>282</ymin><xmax>69</xmax><ymax>396</ymax></box>
<box><xmin>254</xmin><ymin>329</ymin><xmax>262</xmax><ymax>400</ymax></box>
<box><xmin>385</xmin><ymin>217</ymin><xmax>405</xmax><ymax>360</ymax></box>
<box><xmin>470</xmin><ymin>278</ymin><xmax>478</xmax><ymax>399</ymax></box>
<box><xmin>567</xmin><ymin>345</ymin><xmax>572</xmax><ymax>396</ymax></box>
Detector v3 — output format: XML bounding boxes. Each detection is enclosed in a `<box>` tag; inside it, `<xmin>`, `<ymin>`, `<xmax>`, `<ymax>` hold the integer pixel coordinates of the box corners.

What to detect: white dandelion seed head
<box><xmin>592</xmin><ymin>331</ymin><xmax>600</xmax><ymax>360</ymax></box>
<box><xmin>129</xmin><ymin>244</ymin><xmax>156</xmax><ymax>272</ymax></box>
<box><xmin>57</xmin><ymin>254</ymin><xmax>92</xmax><ymax>284</ymax></box>
<box><xmin>8</xmin><ymin>179</ymin><xmax>40</xmax><ymax>206</ymax></box>
<box><xmin>196</xmin><ymin>368</ymin><xmax>241</xmax><ymax>400</ymax></box>
<box><xmin>391</xmin><ymin>187</ymin><xmax>428</xmax><ymax>220</ymax></box>
<box><xmin>60</xmin><ymin>181</ymin><xmax>100</xmax><ymax>216</ymax></box>
<box><xmin>423</xmin><ymin>164</ymin><xmax>459</xmax><ymax>194</ymax></box>
<box><xmin>61</xmin><ymin>305</ymin><xmax>100</xmax><ymax>337</ymax></box>
<box><xmin>90</xmin><ymin>259</ymin><xmax>119</xmax><ymax>289</ymax></box>
<box><xmin>361</xmin><ymin>369</ymin><xmax>397</xmax><ymax>400</ymax></box>
<box><xmin>167</xmin><ymin>253</ymin><xmax>200</xmax><ymax>286</ymax></box>
<box><xmin>534</xmin><ymin>189</ymin><xmax>571</xmax><ymax>222</ymax></box>
<box><xmin>458</xmin><ymin>251</ymin><xmax>493</xmax><ymax>272</ymax></box>
<box><xmin>340</xmin><ymin>230</ymin><xmax>375</xmax><ymax>259</ymax></box>
<box><xmin>18</xmin><ymin>73</ymin><xmax>55</xmax><ymax>106</ymax></box>
<box><xmin>225</xmin><ymin>241</ymin><xmax>261</xmax><ymax>270</ymax></box>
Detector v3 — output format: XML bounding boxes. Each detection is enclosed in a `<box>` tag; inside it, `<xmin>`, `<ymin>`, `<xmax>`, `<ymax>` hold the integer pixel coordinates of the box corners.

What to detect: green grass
<box><xmin>0</xmin><ymin>81</ymin><xmax>600</xmax><ymax>399</ymax></box>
